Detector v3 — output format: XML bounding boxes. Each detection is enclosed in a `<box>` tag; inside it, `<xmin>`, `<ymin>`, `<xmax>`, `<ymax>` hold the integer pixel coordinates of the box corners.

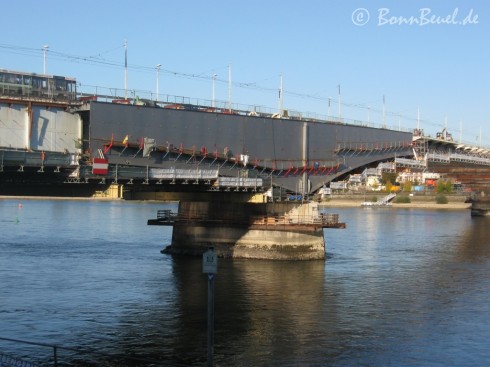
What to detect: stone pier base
<box><xmin>167</xmin><ymin>225</ymin><xmax>326</xmax><ymax>260</ymax></box>
<box><xmin>163</xmin><ymin>201</ymin><xmax>327</xmax><ymax>260</ymax></box>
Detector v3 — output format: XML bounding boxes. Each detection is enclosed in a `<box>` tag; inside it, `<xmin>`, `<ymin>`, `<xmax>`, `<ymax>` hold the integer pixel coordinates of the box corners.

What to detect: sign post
<box><xmin>202</xmin><ymin>247</ymin><xmax>217</xmax><ymax>367</ymax></box>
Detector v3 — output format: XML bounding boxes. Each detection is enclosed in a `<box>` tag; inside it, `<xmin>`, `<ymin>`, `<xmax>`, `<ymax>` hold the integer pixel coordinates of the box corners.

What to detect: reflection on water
<box><xmin>1</xmin><ymin>201</ymin><xmax>490</xmax><ymax>366</ymax></box>
<box><xmin>173</xmin><ymin>258</ymin><xmax>329</xmax><ymax>366</ymax></box>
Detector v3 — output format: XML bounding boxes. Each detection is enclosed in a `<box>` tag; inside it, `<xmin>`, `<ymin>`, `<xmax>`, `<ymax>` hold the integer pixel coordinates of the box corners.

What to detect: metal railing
<box><xmin>0</xmin><ymin>336</ymin><xmax>182</xmax><ymax>366</ymax></box>
<box><xmin>0</xmin><ymin>336</ymin><xmax>62</xmax><ymax>367</ymax></box>
<box><xmin>395</xmin><ymin>157</ymin><xmax>426</xmax><ymax>168</ymax></box>
<box><xmin>76</xmin><ymin>84</ymin><xmax>410</xmax><ymax>132</ymax></box>
<box><xmin>153</xmin><ymin>210</ymin><xmax>343</xmax><ymax>228</ymax></box>
<box><xmin>426</xmin><ymin>152</ymin><xmax>490</xmax><ymax>165</ymax></box>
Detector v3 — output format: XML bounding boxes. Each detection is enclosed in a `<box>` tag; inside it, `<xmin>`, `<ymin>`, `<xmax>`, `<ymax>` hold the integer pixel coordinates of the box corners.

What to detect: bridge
<box><xmin>1</xmin><ymin>91</ymin><xmax>489</xmax><ymax>258</ymax></box>
<box><xmin>0</xmin><ymin>96</ymin><xmax>413</xmax><ymax>195</ymax></box>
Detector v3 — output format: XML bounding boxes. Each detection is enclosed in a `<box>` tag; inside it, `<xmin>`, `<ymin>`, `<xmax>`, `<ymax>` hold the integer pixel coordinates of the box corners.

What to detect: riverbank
<box><xmin>0</xmin><ymin>195</ymin><xmax>119</xmax><ymax>201</ymax></box>
<box><xmin>320</xmin><ymin>200</ymin><xmax>470</xmax><ymax>210</ymax></box>
<box><xmin>0</xmin><ymin>194</ymin><xmax>472</xmax><ymax>210</ymax></box>
<box><xmin>320</xmin><ymin>194</ymin><xmax>471</xmax><ymax>210</ymax></box>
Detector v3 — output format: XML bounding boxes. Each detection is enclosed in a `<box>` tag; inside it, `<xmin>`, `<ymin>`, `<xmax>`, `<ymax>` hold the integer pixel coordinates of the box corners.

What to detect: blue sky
<box><xmin>1</xmin><ymin>0</ymin><xmax>488</xmax><ymax>146</ymax></box>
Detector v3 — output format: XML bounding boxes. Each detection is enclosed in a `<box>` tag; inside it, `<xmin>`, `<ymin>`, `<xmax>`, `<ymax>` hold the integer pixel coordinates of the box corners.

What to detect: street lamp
<box><xmin>156</xmin><ymin>64</ymin><xmax>162</xmax><ymax>101</ymax></box>
<box><xmin>43</xmin><ymin>45</ymin><xmax>49</xmax><ymax>74</ymax></box>
<box><xmin>212</xmin><ymin>73</ymin><xmax>217</xmax><ymax>108</ymax></box>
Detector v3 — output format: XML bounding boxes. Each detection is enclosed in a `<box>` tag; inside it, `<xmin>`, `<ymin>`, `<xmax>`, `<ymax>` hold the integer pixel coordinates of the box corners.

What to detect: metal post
<box><xmin>382</xmin><ymin>95</ymin><xmax>386</xmax><ymax>128</ymax></box>
<box><xmin>202</xmin><ymin>247</ymin><xmax>217</xmax><ymax>367</ymax></box>
<box><xmin>338</xmin><ymin>84</ymin><xmax>341</xmax><ymax>120</ymax></box>
<box><xmin>156</xmin><ymin>64</ymin><xmax>162</xmax><ymax>101</ymax></box>
<box><xmin>228</xmin><ymin>64</ymin><xmax>232</xmax><ymax>112</ymax></box>
<box><xmin>212</xmin><ymin>74</ymin><xmax>217</xmax><ymax>108</ymax></box>
<box><xmin>278</xmin><ymin>74</ymin><xmax>283</xmax><ymax>115</ymax></box>
<box><xmin>124</xmin><ymin>39</ymin><xmax>128</xmax><ymax>100</ymax></box>
<box><xmin>207</xmin><ymin>273</ymin><xmax>215</xmax><ymax>367</ymax></box>
<box><xmin>43</xmin><ymin>45</ymin><xmax>49</xmax><ymax>74</ymax></box>
<box><xmin>302</xmin><ymin>122</ymin><xmax>308</xmax><ymax>198</ymax></box>
<box><xmin>53</xmin><ymin>346</ymin><xmax>58</xmax><ymax>367</ymax></box>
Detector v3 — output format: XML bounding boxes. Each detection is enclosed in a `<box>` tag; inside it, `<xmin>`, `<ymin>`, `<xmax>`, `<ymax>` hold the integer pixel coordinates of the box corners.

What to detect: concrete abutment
<box><xmin>156</xmin><ymin>201</ymin><xmax>342</xmax><ymax>260</ymax></box>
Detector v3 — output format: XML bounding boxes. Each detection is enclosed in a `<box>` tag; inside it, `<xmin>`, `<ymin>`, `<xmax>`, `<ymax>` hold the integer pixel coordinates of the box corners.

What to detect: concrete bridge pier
<box><xmin>152</xmin><ymin>201</ymin><xmax>345</xmax><ymax>260</ymax></box>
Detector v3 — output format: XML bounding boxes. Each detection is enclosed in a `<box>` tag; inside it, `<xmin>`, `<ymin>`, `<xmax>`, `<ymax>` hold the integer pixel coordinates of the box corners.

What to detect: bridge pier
<box><xmin>469</xmin><ymin>193</ymin><xmax>490</xmax><ymax>216</ymax></box>
<box><xmin>150</xmin><ymin>201</ymin><xmax>345</xmax><ymax>260</ymax></box>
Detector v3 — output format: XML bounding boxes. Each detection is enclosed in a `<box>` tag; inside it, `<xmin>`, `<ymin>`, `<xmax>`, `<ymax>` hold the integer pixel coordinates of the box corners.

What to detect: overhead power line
<box><xmin>0</xmin><ymin>43</ymin><xmax>483</xmax><ymax>139</ymax></box>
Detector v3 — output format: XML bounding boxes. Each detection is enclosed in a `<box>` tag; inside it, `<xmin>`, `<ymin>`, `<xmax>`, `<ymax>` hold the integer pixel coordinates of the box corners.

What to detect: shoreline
<box><xmin>320</xmin><ymin>199</ymin><xmax>471</xmax><ymax>210</ymax></box>
<box><xmin>0</xmin><ymin>195</ymin><xmax>119</xmax><ymax>201</ymax></box>
<box><xmin>0</xmin><ymin>195</ymin><xmax>472</xmax><ymax>210</ymax></box>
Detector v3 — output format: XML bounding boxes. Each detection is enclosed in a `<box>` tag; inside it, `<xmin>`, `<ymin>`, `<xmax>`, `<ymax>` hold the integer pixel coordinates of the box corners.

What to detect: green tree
<box><xmin>445</xmin><ymin>180</ymin><xmax>453</xmax><ymax>193</ymax></box>
<box><xmin>403</xmin><ymin>181</ymin><xmax>412</xmax><ymax>192</ymax></box>
<box><xmin>436</xmin><ymin>179</ymin><xmax>453</xmax><ymax>194</ymax></box>
<box><xmin>381</xmin><ymin>172</ymin><xmax>398</xmax><ymax>185</ymax></box>
<box><xmin>436</xmin><ymin>180</ymin><xmax>445</xmax><ymax>193</ymax></box>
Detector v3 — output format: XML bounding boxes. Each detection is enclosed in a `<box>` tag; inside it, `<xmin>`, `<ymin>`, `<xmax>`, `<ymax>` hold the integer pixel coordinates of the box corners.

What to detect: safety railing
<box><xmin>426</xmin><ymin>152</ymin><xmax>490</xmax><ymax>165</ymax></box>
<box><xmin>0</xmin><ymin>336</ymin><xmax>183</xmax><ymax>366</ymax></box>
<box><xmin>152</xmin><ymin>211</ymin><xmax>343</xmax><ymax>228</ymax></box>
<box><xmin>76</xmin><ymin>84</ymin><xmax>409</xmax><ymax>132</ymax></box>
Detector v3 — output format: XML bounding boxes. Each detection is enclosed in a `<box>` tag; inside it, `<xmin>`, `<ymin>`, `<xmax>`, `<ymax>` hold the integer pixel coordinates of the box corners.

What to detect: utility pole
<box><xmin>43</xmin><ymin>45</ymin><xmax>49</xmax><ymax>74</ymax></box>
<box><xmin>417</xmin><ymin>107</ymin><xmax>420</xmax><ymax>131</ymax></box>
<box><xmin>278</xmin><ymin>74</ymin><xmax>283</xmax><ymax>115</ymax></box>
<box><xmin>459</xmin><ymin>120</ymin><xmax>462</xmax><ymax>144</ymax></box>
<box><xmin>228</xmin><ymin>64</ymin><xmax>232</xmax><ymax>112</ymax></box>
<box><xmin>338</xmin><ymin>84</ymin><xmax>341</xmax><ymax>120</ymax></box>
<box><xmin>212</xmin><ymin>73</ymin><xmax>217</xmax><ymax>108</ymax></box>
<box><xmin>382</xmin><ymin>95</ymin><xmax>386</xmax><ymax>128</ymax></box>
<box><xmin>124</xmin><ymin>39</ymin><xmax>128</xmax><ymax>100</ymax></box>
<box><xmin>156</xmin><ymin>64</ymin><xmax>161</xmax><ymax>101</ymax></box>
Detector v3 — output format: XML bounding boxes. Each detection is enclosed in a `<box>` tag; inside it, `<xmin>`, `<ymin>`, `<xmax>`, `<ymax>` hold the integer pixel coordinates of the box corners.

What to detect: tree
<box><xmin>436</xmin><ymin>179</ymin><xmax>453</xmax><ymax>194</ymax></box>
<box><xmin>446</xmin><ymin>180</ymin><xmax>453</xmax><ymax>193</ymax></box>
<box><xmin>385</xmin><ymin>180</ymin><xmax>393</xmax><ymax>192</ymax></box>
<box><xmin>403</xmin><ymin>181</ymin><xmax>412</xmax><ymax>192</ymax></box>
<box><xmin>381</xmin><ymin>172</ymin><xmax>398</xmax><ymax>185</ymax></box>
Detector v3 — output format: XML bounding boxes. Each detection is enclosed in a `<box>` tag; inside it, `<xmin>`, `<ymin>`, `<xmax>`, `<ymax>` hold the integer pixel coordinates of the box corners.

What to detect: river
<box><xmin>1</xmin><ymin>199</ymin><xmax>489</xmax><ymax>366</ymax></box>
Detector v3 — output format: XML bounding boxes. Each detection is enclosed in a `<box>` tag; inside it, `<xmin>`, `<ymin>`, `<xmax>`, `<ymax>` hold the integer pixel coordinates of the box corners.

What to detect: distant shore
<box><xmin>320</xmin><ymin>200</ymin><xmax>470</xmax><ymax>210</ymax></box>
<box><xmin>0</xmin><ymin>194</ymin><xmax>473</xmax><ymax>210</ymax></box>
<box><xmin>0</xmin><ymin>195</ymin><xmax>117</xmax><ymax>201</ymax></box>
<box><xmin>320</xmin><ymin>194</ymin><xmax>471</xmax><ymax>210</ymax></box>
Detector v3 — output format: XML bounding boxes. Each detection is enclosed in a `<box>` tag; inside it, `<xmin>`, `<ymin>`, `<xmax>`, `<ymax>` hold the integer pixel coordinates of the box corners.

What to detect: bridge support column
<box><xmin>163</xmin><ymin>201</ymin><xmax>328</xmax><ymax>260</ymax></box>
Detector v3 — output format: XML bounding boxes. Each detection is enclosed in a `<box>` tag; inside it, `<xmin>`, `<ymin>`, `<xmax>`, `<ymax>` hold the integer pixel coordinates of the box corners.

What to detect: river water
<box><xmin>1</xmin><ymin>199</ymin><xmax>489</xmax><ymax>366</ymax></box>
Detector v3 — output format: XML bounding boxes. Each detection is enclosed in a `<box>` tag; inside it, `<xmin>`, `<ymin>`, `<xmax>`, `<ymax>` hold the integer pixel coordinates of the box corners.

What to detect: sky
<box><xmin>1</xmin><ymin>0</ymin><xmax>488</xmax><ymax>146</ymax></box>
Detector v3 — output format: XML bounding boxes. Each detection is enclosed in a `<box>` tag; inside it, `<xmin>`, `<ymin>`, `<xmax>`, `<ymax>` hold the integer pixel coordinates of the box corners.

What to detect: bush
<box><xmin>394</xmin><ymin>195</ymin><xmax>411</xmax><ymax>203</ymax></box>
<box><xmin>437</xmin><ymin>180</ymin><xmax>453</xmax><ymax>194</ymax></box>
<box><xmin>435</xmin><ymin>195</ymin><xmax>448</xmax><ymax>204</ymax></box>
